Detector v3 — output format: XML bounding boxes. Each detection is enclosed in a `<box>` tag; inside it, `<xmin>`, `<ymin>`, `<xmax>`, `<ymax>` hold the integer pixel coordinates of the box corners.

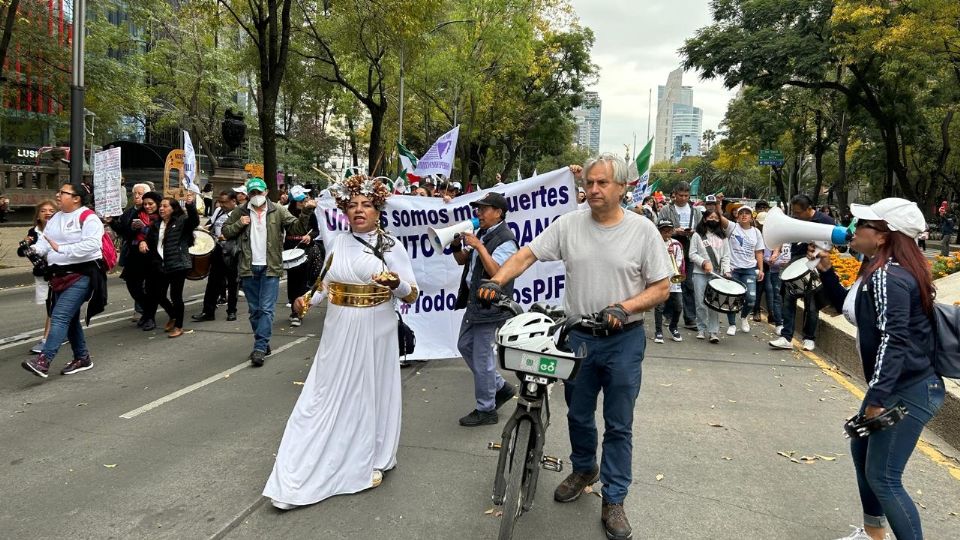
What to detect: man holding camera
<box><xmin>450</xmin><ymin>192</ymin><xmax>519</xmax><ymax>427</ymax></box>
<box><xmin>479</xmin><ymin>155</ymin><xmax>672</xmax><ymax>540</ymax></box>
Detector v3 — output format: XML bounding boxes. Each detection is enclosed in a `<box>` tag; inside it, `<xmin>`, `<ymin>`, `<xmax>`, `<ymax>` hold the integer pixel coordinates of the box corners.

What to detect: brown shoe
<box><xmin>168</xmin><ymin>327</ymin><xmax>183</xmax><ymax>338</ymax></box>
<box><xmin>553</xmin><ymin>465</ymin><xmax>599</xmax><ymax>502</ymax></box>
<box><xmin>164</xmin><ymin>319</ymin><xmax>176</xmax><ymax>332</ymax></box>
<box><xmin>601</xmin><ymin>500</ymin><xmax>633</xmax><ymax>540</ymax></box>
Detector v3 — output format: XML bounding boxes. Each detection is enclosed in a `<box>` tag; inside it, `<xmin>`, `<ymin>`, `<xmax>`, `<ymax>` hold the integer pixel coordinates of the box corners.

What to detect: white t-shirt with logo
<box><xmin>675</xmin><ymin>204</ymin><xmax>692</xmax><ymax>229</ymax></box>
<box><xmin>725</xmin><ymin>221</ymin><xmax>765</xmax><ymax>270</ymax></box>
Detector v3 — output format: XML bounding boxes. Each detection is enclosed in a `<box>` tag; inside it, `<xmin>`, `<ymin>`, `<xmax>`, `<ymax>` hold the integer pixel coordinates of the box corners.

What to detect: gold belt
<box><xmin>328</xmin><ymin>282</ymin><xmax>393</xmax><ymax>308</ymax></box>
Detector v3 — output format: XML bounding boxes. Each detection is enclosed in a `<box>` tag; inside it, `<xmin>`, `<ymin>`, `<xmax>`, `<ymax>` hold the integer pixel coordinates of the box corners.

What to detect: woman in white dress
<box><xmin>263</xmin><ymin>175</ymin><xmax>419</xmax><ymax>510</ymax></box>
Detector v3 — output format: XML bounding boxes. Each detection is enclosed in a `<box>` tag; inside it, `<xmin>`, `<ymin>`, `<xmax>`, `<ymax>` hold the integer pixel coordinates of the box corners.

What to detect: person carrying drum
<box><xmin>192</xmin><ymin>190</ymin><xmax>240</xmax><ymax>322</ymax></box>
<box><xmin>688</xmin><ymin>209</ymin><xmax>732</xmax><ymax>343</ymax></box>
<box><xmin>221</xmin><ymin>177</ymin><xmax>314</xmax><ymax>366</ymax></box>
<box><xmin>717</xmin><ymin>206</ymin><xmax>765</xmax><ymax>336</ymax></box>
<box><xmin>283</xmin><ymin>185</ymin><xmax>321</xmax><ymax>328</ymax></box>
<box><xmin>479</xmin><ymin>154</ymin><xmax>672</xmax><ymax>540</ymax></box>
<box><xmin>658</xmin><ymin>181</ymin><xmax>703</xmax><ymax>330</ymax></box>
<box><xmin>808</xmin><ymin>198</ymin><xmax>943</xmax><ymax>540</ymax></box>
<box><xmin>141</xmin><ymin>193</ymin><xmax>199</xmax><ymax>338</ymax></box>
<box><xmin>769</xmin><ymin>194</ymin><xmax>835</xmax><ymax>351</ymax></box>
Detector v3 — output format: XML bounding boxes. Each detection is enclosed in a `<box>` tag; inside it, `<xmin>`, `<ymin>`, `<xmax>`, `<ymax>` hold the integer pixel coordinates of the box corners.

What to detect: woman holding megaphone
<box><xmin>808</xmin><ymin>198</ymin><xmax>943</xmax><ymax>540</ymax></box>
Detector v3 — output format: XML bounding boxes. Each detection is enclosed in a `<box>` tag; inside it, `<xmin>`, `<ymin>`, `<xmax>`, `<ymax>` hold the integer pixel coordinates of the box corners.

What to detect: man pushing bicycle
<box><xmin>479</xmin><ymin>155</ymin><xmax>672</xmax><ymax>540</ymax></box>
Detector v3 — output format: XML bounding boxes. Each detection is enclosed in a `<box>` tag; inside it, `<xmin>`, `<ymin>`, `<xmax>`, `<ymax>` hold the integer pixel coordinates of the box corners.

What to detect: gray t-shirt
<box><xmin>528</xmin><ymin>209</ymin><xmax>673</xmax><ymax>322</ymax></box>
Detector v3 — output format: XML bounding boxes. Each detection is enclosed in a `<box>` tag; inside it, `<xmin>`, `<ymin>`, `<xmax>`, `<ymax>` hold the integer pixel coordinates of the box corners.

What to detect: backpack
<box><xmin>80</xmin><ymin>209</ymin><xmax>118</xmax><ymax>271</ymax></box>
<box><xmin>932</xmin><ymin>302</ymin><xmax>960</xmax><ymax>378</ymax></box>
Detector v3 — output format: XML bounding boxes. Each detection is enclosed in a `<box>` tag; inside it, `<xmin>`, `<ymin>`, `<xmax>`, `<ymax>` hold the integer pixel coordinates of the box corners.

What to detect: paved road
<box><xmin>1</xmin><ymin>278</ymin><xmax>959</xmax><ymax>539</ymax></box>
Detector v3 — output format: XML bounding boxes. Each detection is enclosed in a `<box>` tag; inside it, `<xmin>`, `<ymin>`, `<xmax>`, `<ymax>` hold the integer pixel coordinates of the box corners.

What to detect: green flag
<box><xmin>690</xmin><ymin>176</ymin><xmax>702</xmax><ymax>196</ymax></box>
<box><xmin>631</xmin><ymin>138</ymin><xmax>654</xmax><ymax>185</ymax></box>
<box><xmin>649</xmin><ymin>179</ymin><xmax>661</xmax><ymax>193</ymax></box>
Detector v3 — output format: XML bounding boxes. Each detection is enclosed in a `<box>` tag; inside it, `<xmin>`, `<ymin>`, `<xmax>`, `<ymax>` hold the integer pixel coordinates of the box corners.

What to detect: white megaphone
<box><xmin>427</xmin><ymin>218</ymin><xmax>480</xmax><ymax>250</ymax></box>
<box><xmin>762</xmin><ymin>207</ymin><xmax>852</xmax><ymax>251</ymax></box>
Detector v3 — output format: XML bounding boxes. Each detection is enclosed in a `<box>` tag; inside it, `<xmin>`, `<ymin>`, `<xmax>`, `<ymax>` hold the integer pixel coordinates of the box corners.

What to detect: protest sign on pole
<box><xmin>93</xmin><ymin>147</ymin><xmax>123</xmax><ymax>216</ymax></box>
<box><xmin>315</xmin><ymin>167</ymin><xmax>576</xmax><ymax>360</ymax></box>
<box><xmin>413</xmin><ymin>125</ymin><xmax>459</xmax><ymax>178</ymax></box>
<box><xmin>182</xmin><ymin>130</ymin><xmax>201</xmax><ymax>194</ymax></box>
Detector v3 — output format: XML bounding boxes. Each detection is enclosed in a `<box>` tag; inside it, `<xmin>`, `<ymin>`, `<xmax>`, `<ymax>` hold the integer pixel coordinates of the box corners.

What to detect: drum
<box><xmin>780</xmin><ymin>258</ymin><xmax>823</xmax><ymax>298</ymax></box>
<box><xmin>704</xmin><ymin>277</ymin><xmax>747</xmax><ymax>313</ymax></box>
<box><xmin>186</xmin><ymin>229</ymin><xmax>216</xmax><ymax>280</ymax></box>
<box><xmin>282</xmin><ymin>248</ymin><xmax>307</xmax><ymax>270</ymax></box>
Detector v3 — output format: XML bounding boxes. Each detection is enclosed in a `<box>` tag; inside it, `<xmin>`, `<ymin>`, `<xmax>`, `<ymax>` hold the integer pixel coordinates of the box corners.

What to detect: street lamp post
<box><xmin>69</xmin><ymin>0</ymin><xmax>87</xmax><ymax>186</ymax></box>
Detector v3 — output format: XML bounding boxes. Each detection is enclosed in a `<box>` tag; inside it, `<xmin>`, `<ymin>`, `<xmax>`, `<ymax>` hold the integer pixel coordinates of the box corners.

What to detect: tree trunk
<box><xmin>772</xmin><ymin>166</ymin><xmax>787</xmax><ymax>207</ymax></box>
<box><xmin>811</xmin><ymin>110</ymin><xmax>825</xmax><ymax>206</ymax></box>
<box><xmin>836</xmin><ymin>113</ymin><xmax>850</xmax><ymax>215</ymax></box>
<box><xmin>367</xmin><ymin>105</ymin><xmax>385</xmax><ymax>176</ymax></box>
<box><xmin>346</xmin><ymin>115</ymin><xmax>359</xmax><ymax>168</ymax></box>
<box><xmin>259</xmin><ymin>96</ymin><xmax>278</xmax><ymax>195</ymax></box>
<box><xmin>0</xmin><ymin>0</ymin><xmax>21</xmax><ymax>91</ymax></box>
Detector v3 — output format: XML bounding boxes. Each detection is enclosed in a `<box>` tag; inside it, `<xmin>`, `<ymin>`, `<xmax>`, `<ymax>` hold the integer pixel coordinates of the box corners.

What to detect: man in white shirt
<box><xmin>479</xmin><ymin>154</ymin><xmax>672</xmax><ymax>540</ymax></box>
<box><xmin>719</xmin><ymin>206</ymin><xmax>765</xmax><ymax>335</ymax></box>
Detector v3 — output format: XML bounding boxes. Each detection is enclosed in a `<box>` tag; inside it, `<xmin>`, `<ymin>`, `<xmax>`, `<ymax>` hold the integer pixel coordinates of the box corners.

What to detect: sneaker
<box><xmin>601</xmin><ymin>499</ymin><xmax>633</xmax><ymax>540</ymax></box>
<box><xmin>141</xmin><ymin>319</ymin><xmax>156</xmax><ymax>331</ymax></box>
<box><xmin>726</xmin><ymin>325</ymin><xmax>737</xmax><ymax>336</ymax></box>
<box><xmin>696</xmin><ymin>331</ymin><xmax>705</xmax><ymax>340</ymax></box>
<box><xmin>802</xmin><ymin>339</ymin><xmax>816</xmax><ymax>351</ymax></box>
<box><xmin>226</xmin><ymin>312</ymin><xmax>237</xmax><ymax>322</ymax></box>
<box><xmin>740</xmin><ymin>319</ymin><xmax>751</xmax><ymax>333</ymax></box>
<box><xmin>554</xmin><ymin>465</ymin><xmax>600</xmax><ymax>502</ymax></box>
<box><xmin>670</xmin><ymin>329</ymin><xmax>683</xmax><ymax>342</ymax></box>
<box><xmin>61</xmin><ymin>354</ymin><xmax>93</xmax><ymax>375</ymax></box>
<box><xmin>217</xmin><ymin>295</ymin><xmax>227</xmax><ymax>306</ymax></box>
<box><xmin>775</xmin><ymin>325</ymin><xmax>784</xmax><ymax>335</ymax></box>
<box><xmin>250</xmin><ymin>349</ymin><xmax>266</xmax><ymax>367</ymax></box>
<box><xmin>769</xmin><ymin>337</ymin><xmax>793</xmax><ymax>349</ymax></box>
<box><xmin>833</xmin><ymin>526</ymin><xmax>890</xmax><ymax>540</ymax></box>
<box><xmin>191</xmin><ymin>312</ymin><xmax>215</xmax><ymax>322</ymax></box>
<box><xmin>709</xmin><ymin>333</ymin><xmax>720</xmax><ymax>344</ymax></box>
<box><xmin>30</xmin><ymin>339</ymin><xmax>45</xmax><ymax>355</ymax></box>
<box><xmin>494</xmin><ymin>384</ymin><xmax>516</xmax><ymax>410</ymax></box>
<box><xmin>22</xmin><ymin>354</ymin><xmax>50</xmax><ymax>378</ymax></box>
<box><xmin>654</xmin><ymin>332</ymin><xmax>664</xmax><ymax>344</ymax></box>
<box><xmin>290</xmin><ymin>317</ymin><xmax>302</xmax><ymax>328</ymax></box>
<box><xmin>458</xmin><ymin>409</ymin><xmax>498</xmax><ymax>427</ymax></box>
<box><xmin>271</xmin><ymin>500</ymin><xmax>296</xmax><ymax>511</ymax></box>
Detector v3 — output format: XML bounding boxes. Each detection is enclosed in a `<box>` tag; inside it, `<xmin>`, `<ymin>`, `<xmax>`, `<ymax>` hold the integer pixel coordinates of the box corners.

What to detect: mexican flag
<box><xmin>628</xmin><ymin>138</ymin><xmax>653</xmax><ymax>187</ymax></box>
<box><xmin>397</xmin><ymin>142</ymin><xmax>421</xmax><ymax>186</ymax></box>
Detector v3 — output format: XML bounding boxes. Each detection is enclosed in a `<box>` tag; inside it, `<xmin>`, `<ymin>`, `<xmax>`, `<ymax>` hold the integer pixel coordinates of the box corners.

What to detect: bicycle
<box><xmin>486</xmin><ymin>297</ymin><xmax>603</xmax><ymax>540</ymax></box>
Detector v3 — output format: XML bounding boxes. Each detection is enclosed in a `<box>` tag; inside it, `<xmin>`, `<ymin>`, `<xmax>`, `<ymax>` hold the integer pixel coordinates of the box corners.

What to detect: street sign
<box><xmin>758</xmin><ymin>149</ymin><xmax>784</xmax><ymax>167</ymax></box>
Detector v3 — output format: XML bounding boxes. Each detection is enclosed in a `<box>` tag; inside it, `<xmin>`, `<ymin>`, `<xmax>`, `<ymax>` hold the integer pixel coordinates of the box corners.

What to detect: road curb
<box><xmin>796</xmin><ymin>302</ymin><xmax>960</xmax><ymax>452</ymax></box>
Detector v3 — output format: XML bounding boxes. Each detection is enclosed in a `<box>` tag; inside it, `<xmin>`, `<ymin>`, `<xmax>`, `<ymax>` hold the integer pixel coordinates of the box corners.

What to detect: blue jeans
<box><xmin>241</xmin><ymin>265</ymin><xmax>280</xmax><ymax>352</ymax></box>
<box><xmin>781</xmin><ymin>291</ymin><xmax>818</xmax><ymax>341</ymax></box>
<box><xmin>457</xmin><ymin>319</ymin><xmax>506</xmax><ymax>412</ymax></box>
<box><xmin>764</xmin><ymin>270</ymin><xmax>783</xmax><ymax>325</ymax></box>
<box><xmin>564</xmin><ymin>324</ymin><xmax>645</xmax><ymax>503</ymax></box>
<box><xmin>852</xmin><ymin>375</ymin><xmax>945</xmax><ymax>539</ymax></box>
<box><xmin>43</xmin><ymin>275</ymin><xmax>90</xmax><ymax>363</ymax></box>
<box><xmin>727</xmin><ymin>268</ymin><xmax>757</xmax><ymax>324</ymax></box>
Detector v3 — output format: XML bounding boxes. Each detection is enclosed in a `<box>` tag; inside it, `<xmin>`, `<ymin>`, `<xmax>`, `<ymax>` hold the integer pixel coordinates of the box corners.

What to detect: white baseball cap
<box><xmin>233</xmin><ymin>185</ymin><xmax>247</xmax><ymax>194</ymax></box>
<box><xmin>850</xmin><ymin>198</ymin><xmax>926</xmax><ymax>239</ymax></box>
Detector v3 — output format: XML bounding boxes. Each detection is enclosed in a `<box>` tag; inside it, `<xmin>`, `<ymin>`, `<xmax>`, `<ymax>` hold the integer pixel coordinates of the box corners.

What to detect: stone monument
<box><xmin>208</xmin><ymin>109</ymin><xmax>249</xmax><ymax>196</ymax></box>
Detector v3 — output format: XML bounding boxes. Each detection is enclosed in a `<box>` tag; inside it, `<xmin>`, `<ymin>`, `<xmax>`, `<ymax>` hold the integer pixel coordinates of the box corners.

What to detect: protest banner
<box><xmin>315</xmin><ymin>168</ymin><xmax>577</xmax><ymax>360</ymax></box>
<box><xmin>93</xmin><ymin>147</ymin><xmax>124</xmax><ymax>216</ymax></box>
<box><xmin>413</xmin><ymin>125</ymin><xmax>459</xmax><ymax>178</ymax></box>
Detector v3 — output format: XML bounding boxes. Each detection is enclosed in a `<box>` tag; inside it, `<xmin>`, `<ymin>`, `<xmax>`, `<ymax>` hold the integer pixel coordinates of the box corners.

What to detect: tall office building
<box><xmin>572</xmin><ymin>91</ymin><xmax>601</xmax><ymax>155</ymax></box>
<box><xmin>655</xmin><ymin>68</ymin><xmax>703</xmax><ymax>163</ymax></box>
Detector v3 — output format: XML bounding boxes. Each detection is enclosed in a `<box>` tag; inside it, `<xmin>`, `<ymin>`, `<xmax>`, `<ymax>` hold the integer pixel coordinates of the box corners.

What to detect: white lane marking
<box><xmin>0</xmin><ymin>295</ymin><xmax>205</xmax><ymax>352</ymax></box>
<box><xmin>119</xmin><ymin>334</ymin><xmax>315</xmax><ymax>419</ymax></box>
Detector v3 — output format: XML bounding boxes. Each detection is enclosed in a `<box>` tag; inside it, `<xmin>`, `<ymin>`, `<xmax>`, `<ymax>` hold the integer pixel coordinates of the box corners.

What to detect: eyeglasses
<box><xmin>855</xmin><ymin>220</ymin><xmax>884</xmax><ymax>232</ymax></box>
<box><xmin>57</xmin><ymin>189</ymin><xmax>78</xmax><ymax>197</ymax></box>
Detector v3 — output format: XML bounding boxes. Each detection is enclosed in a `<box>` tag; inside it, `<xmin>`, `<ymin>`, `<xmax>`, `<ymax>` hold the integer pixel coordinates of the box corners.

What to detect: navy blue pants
<box><xmin>564</xmin><ymin>324</ymin><xmax>645</xmax><ymax>503</ymax></box>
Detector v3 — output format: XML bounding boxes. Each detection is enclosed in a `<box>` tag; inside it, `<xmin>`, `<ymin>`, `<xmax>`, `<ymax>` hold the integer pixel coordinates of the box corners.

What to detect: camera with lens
<box><xmin>19</xmin><ymin>240</ymin><xmax>48</xmax><ymax>275</ymax></box>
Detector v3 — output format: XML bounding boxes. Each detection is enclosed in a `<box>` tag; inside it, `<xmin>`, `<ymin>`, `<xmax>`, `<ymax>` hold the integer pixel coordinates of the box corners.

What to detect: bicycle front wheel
<box><xmin>498</xmin><ymin>418</ymin><xmax>532</xmax><ymax>540</ymax></box>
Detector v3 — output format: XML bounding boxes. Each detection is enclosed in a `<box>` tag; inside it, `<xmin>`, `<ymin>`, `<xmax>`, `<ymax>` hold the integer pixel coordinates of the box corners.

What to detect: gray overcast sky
<box><xmin>569</xmin><ymin>0</ymin><xmax>736</xmax><ymax>156</ymax></box>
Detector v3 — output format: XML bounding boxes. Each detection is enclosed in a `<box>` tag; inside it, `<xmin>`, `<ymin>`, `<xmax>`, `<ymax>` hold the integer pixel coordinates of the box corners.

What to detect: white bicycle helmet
<box><xmin>497</xmin><ymin>313</ymin><xmax>584</xmax><ymax>359</ymax></box>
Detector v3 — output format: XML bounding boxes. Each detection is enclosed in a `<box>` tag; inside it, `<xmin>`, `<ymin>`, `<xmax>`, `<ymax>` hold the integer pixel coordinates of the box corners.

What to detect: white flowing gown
<box><xmin>263</xmin><ymin>231</ymin><xmax>417</xmax><ymax>506</ymax></box>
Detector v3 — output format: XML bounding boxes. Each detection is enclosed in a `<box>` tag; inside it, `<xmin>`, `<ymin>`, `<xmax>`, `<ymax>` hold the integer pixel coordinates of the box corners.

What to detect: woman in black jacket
<box><xmin>141</xmin><ymin>194</ymin><xmax>199</xmax><ymax>337</ymax></box>
<box><xmin>811</xmin><ymin>198</ymin><xmax>944</xmax><ymax>540</ymax></box>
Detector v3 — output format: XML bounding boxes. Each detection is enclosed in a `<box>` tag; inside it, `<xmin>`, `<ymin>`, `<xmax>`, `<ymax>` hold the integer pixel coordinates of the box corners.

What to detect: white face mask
<box><xmin>250</xmin><ymin>194</ymin><xmax>267</xmax><ymax>207</ymax></box>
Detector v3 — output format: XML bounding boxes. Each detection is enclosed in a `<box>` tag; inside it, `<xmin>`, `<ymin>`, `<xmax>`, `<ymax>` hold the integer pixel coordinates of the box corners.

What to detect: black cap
<box><xmin>656</xmin><ymin>219</ymin><xmax>675</xmax><ymax>230</ymax></box>
<box><xmin>470</xmin><ymin>192</ymin><xmax>508</xmax><ymax>213</ymax></box>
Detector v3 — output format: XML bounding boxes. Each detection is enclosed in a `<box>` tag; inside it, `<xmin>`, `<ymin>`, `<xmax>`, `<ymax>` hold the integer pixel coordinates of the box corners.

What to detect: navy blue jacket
<box><xmin>820</xmin><ymin>262</ymin><xmax>936</xmax><ymax>406</ymax></box>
